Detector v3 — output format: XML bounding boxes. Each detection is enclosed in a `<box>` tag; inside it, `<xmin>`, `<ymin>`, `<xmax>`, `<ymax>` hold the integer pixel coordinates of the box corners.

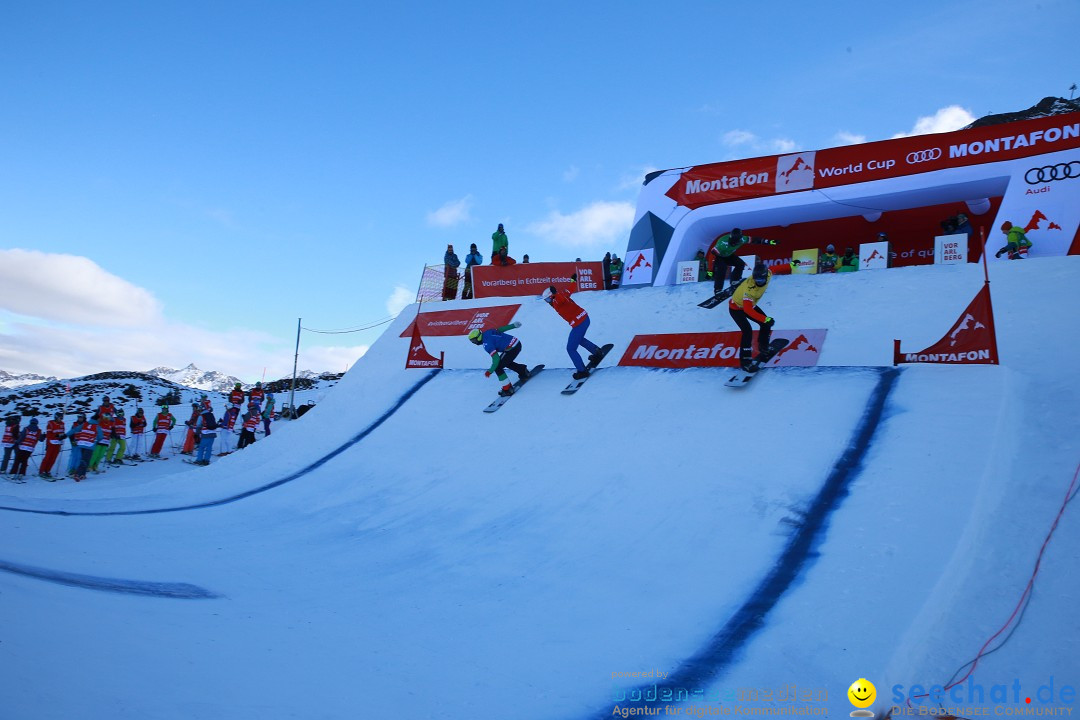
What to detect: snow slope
<box><xmin>0</xmin><ymin>257</ymin><xmax>1077</xmax><ymax>719</ymax></box>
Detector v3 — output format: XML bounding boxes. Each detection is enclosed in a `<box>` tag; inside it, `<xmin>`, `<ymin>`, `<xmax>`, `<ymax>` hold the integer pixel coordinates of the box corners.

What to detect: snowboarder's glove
<box><xmin>484</xmin><ymin>371</ymin><xmax>492</xmax><ymax>378</ymax></box>
<box><xmin>995</xmin><ymin>249</ymin><xmax>1004</xmax><ymax>258</ymax></box>
<box><xmin>510</xmin><ymin>321</ymin><xmax>522</xmax><ymax>329</ymax></box>
<box><xmin>763</xmin><ymin>317</ymin><xmax>775</xmax><ymax>328</ymax></box>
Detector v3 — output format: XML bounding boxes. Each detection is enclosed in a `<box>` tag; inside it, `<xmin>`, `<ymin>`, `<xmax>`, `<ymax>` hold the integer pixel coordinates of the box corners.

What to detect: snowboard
<box><xmin>724</xmin><ymin>339</ymin><xmax>790</xmax><ymax>388</ymax></box>
<box><xmin>561</xmin><ymin>343</ymin><xmax>616</xmax><ymax>395</ymax></box>
<box><xmin>483</xmin><ymin>365</ymin><xmax>545</xmax><ymax>413</ymax></box>
<box><xmin>698</xmin><ymin>284</ymin><xmax>739</xmax><ymax>309</ymax></box>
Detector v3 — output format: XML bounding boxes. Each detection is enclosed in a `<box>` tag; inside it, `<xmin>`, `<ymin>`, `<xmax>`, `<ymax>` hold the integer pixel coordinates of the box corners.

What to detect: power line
<box><xmin>301</xmin><ymin>315</ymin><xmax>398</xmax><ymax>335</ymax></box>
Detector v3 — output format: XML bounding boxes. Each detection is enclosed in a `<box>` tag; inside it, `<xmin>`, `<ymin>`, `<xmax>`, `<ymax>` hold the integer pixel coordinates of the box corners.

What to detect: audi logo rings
<box><xmin>1025</xmin><ymin>161</ymin><xmax>1080</xmax><ymax>184</ymax></box>
<box><xmin>906</xmin><ymin>148</ymin><xmax>942</xmax><ymax>164</ymax></box>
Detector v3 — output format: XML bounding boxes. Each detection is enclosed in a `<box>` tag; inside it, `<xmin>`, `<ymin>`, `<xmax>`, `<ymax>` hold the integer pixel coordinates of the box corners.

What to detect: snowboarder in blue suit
<box><xmin>469</xmin><ymin>322</ymin><xmax>530</xmax><ymax>396</ymax></box>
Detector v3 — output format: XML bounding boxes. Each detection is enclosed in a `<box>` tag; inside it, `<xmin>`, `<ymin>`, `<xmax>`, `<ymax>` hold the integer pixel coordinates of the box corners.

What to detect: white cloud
<box><xmin>769</xmin><ymin>138</ymin><xmax>797</xmax><ymax>153</ymax></box>
<box><xmin>385</xmin><ymin>286</ymin><xmax>414</xmax><ymax>316</ymax></box>
<box><xmin>427</xmin><ymin>195</ymin><xmax>473</xmax><ymax>227</ymax></box>
<box><xmin>0</xmin><ymin>250</ymin><xmax>366</xmax><ymax>381</ymax></box>
<box><xmin>526</xmin><ymin>201</ymin><xmax>634</xmax><ymax>249</ymax></box>
<box><xmin>833</xmin><ymin>131</ymin><xmax>867</xmax><ymax>146</ymax></box>
<box><xmin>617</xmin><ymin>165</ymin><xmax>660</xmax><ymax>192</ymax></box>
<box><xmin>723</xmin><ymin>129</ymin><xmax>757</xmax><ymax>146</ymax></box>
<box><xmin>892</xmin><ymin>105</ymin><xmax>975</xmax><ymax>138</ymax></box>
<box><xmin>0</xmin><ymin>249</ymin><xmax>163</xmax><ymax>327</ymax></box>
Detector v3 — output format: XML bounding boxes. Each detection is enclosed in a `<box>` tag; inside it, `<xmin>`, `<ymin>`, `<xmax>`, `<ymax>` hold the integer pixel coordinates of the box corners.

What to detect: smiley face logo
<box><xmin>848</xmin><ymin>678</ymin><xmax>876</xmax><ymax>709</ymax></box>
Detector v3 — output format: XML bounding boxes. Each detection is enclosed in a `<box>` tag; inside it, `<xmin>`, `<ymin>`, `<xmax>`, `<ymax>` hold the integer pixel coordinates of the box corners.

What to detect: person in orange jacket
<box><xmin>541</xmin><ymin>272</ymin><xmax>607</xmax><ymax>380</ymax></box>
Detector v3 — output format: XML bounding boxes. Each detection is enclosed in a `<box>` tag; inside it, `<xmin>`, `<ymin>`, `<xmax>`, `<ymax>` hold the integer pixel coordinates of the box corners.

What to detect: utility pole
<box><xmin>288</xmin><ymin>318</ymin><xmax>300</xmax><ymax>418</ymax></box>
<box><xmin>1070</xmin><ymin>83</ymin><xmax>1077</xmax><ymax>101</ymax></box>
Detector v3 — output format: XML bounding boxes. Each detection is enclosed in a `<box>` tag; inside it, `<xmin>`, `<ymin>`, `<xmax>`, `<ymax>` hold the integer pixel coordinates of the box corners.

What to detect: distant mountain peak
<box><xmin>965</xmin><ymin>96</ymin><xmax>1080</xmax><ymax>129</ymax></box>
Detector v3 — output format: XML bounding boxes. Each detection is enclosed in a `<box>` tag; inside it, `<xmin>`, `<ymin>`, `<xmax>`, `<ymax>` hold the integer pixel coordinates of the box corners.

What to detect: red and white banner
<box><xmin>893</xmin><ymin>284</ymin><xmax>999</xmax><ymax>365</ymax></box>
<box><xmin>618</xmin><ymin>329</ymin><xmax>827</xmax><ymax>369</ymax></box>
<box><xmin>405</xmin><ymin>324</ymin><xmax>443</xmax><ymax>369</ymax></box>
<box><xmin>400</xmin><ymin>305</ymin><xmax>521</xmax><ymax>338</ymax></box>
<box><xmin>471</xmin><ymin>261</ymin><xmax>604</xmax><ymax>298</ymax></box>
<box><xmin>666</xmin><ymin>114</ymin><xmax>1080</xmax><ymax>209</ymax></box>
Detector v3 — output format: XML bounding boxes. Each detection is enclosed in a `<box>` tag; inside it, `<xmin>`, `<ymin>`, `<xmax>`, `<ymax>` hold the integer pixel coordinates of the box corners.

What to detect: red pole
<box><xmin>978</xmin><ymin>226</ymin><xmax>990</xmax><ymax>286</ymax></box>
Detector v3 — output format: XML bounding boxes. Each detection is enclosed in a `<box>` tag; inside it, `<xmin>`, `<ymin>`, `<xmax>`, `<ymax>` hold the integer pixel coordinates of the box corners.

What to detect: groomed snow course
<box><xmin>0</xmin><ymin>256</ymin><xmax>1076</xmax><ymax>719</ymax></box>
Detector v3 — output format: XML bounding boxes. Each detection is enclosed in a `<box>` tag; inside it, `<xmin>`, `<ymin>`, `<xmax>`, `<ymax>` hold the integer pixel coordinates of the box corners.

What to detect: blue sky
<box><xmin>1</xmin><ymin>0</ymin><xmax>1076</xmax><ymax>380</ymax></box>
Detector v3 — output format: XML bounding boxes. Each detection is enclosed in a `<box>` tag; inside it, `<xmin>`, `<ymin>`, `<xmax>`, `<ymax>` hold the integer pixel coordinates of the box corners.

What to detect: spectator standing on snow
<box><xmin>238</xmin><ymin>403</ymin><xmax>260</xmax><ymax>450</ymax></box>
<box><xmin>129</xmin><ymin>408</ymin><xmax>147</xmax><ymax>459</ymax></box>
<box><xmin>9</xmin><ymin>418</ymin><xmax>42</xmax><ymax>480</ymax></box>
<box><xmin>0</xmin><ymin>416</ymin><xmax>20</xmax><ymax>474</ymax></box>
<box><xmin>108</xmin><ymin>408</ymin><xmax>127</xmax><ymax>465</ymax></box>
<box><xmin>71</xmin><ymin>413</ymin><xmax>99</xmax><ymax>482</ymax></box>
<box><xmin>88</xmin><ymin>411</ymin><xmax>112</xmax><ymax>474</ymax></box>
<box><xmin>181</xmin><ymin>401</ymin><xmax>200</xmax><ymax>455</ymax></box>
<box><xmin>227</xmin><ymin>383</ymin><xmax>245</xmax><ymax>427</ymax></box>
<box><xmin>491</xmin><ymin>223</ymin><xmax>508</xmax><ymax>263</ymax></box>
<box><xmin>149</xmin><ymin>405</ymin><xmax>175</xmax><ymax>458</ymax></box>
<box><xmin>217</xmin><ymin>411</ymin><xmax>234</xmax><ymax>456</ymax></box>
<box><xmin>193</xmin><ymin>400</ymin><xmax>218</xmax><ymax>466</ymax></box>
<box><xmin>443</xmin><ymin>244</ymin><xmax>461</xmax><ymax>300</ymax></box>
<box><xmin>248</xmin><ymin>382</ymin><xmax>265</xmax><ymax>411</ymax></box>
<box><xmin>609</xmin><ymin>255</ymin><xmax>624</xmax><ymax>289</ymax></box>
<box><xmin>462</xmin><ymin>243</ymin><xmax>484</xmax><ymax>300</ymax></box>
<box><xmin>603</xmin><ymin>252</ymin><xmax>613</xmax><ymax>290</ymax></box>
<box><xmin>38</xmin><ymin>412</ymin><xmax>66</xmax><ymax>480</ymax></box>
<box><xmin>262</xmin><ymin>394</ymin><xmax>276</xmax><ymax>436</ymax></box>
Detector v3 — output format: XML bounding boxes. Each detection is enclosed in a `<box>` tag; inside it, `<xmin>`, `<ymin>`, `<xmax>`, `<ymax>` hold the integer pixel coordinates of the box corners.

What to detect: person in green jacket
<box><xmin>707</xmin><ymin>228</ymin><xmax>778</xmax><ymax>292</ymax></box>
<box><xmin>995</xmin><ymin>221</ymin><xmax>1031</xmax><ymax>260</ymax></box>
<box><xmin>837</xmin><ymin>247</ymin><xmax>859</xmax><ymax>272</ymax></box>
<box><xmin>491</xmin><ymin>223</ymin><xmax>508</xmax><ymax>263</ymax></box>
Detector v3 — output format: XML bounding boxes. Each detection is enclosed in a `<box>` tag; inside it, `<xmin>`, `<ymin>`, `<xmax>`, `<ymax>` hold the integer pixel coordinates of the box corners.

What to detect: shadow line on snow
<box><xmin>0</xmin><ymin>558</ymin><xmax>222</xmax><ymax>599</ymax></box>
<box><xmin>590</xmin><ymin>366</ymin><xmax>901</xmax><ymax>716</ymax></box>
<box><xmin>0</xmin><ymin>370</ymin><xmax>441</xmax><ymax>517</ymax></box>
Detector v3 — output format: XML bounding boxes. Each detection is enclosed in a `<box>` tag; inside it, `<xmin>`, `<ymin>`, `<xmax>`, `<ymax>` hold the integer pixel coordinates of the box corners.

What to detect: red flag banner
<box><xmin>399</xmin><ymin>305</ymin><xmax>521</xmax><ymax>338</ymax></box>
<box><xmin>893</xmin><ymin>284</ymin><xmax>999</xmax><ymax>365</ymax></box>
<box><xmin>405</xmin><ymin>323</ymin><xmax>443</xmax><ymax>369</ymax></box>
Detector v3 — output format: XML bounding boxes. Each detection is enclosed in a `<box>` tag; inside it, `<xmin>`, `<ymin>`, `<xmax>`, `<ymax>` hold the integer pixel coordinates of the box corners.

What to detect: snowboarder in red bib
<box><xmin>728</xmin><ymin>261</ymin><xmax>775</xmax><ymax>371</ymax></box>
<box><xmin>238</xmin><ymin>402</ymin><xmax>260</xmax><ymax>449</ymax></box>
<box><xmin>149</xmin><ymin>404</ymin><xmax>175</xmax><ymax>458</ymax></box>
<box><xmin>468</xmin><ymin>322</ymin><xmax>529</xmax><ymax>397</ymax></box>
<box><xmin>11</xmin><ymin>419</ymin><xmax>43</xmax><ymax>478</ymax></box>
<box><xmin>39</xmin><ymin>412</ymin><xmax>66</xmax><ymax>478</ymax></box>
<box><xmin>542</xmin><ymin>273</ymin><xmax>606</xmax><ymax>380</ymax></box>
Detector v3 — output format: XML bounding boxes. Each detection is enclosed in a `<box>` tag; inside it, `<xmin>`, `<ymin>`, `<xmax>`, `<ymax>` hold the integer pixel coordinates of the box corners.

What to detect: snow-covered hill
<box><xmin>0</xmin><ymin>256</ymin><xmax>1077</xmax><ymax>719</ymax></box>
<box><xmin>0</xmin><ymin>369</ymin><xmax>58</xmax><ymax>389</ymax></box>
<box><xmin>0</xmin><ymin>369</ymin><xmax>343</xmax><ymax>421</ymax></box>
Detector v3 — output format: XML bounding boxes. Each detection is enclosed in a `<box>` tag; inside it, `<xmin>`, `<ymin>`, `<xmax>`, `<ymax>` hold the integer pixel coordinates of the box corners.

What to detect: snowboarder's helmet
<box><xmin>1000</xmin><ymin>221</ymin><xmax>1012</xmax><ymax>232</ymax></box>
<box><xmin>116</xmin><ymin>409</ymin><xmax>124</xmax><ymax>415</ymax></box>
<box><xmin>826</xmin><ymin>244</ymin><xmax>835</xmax><ymax>253</ymax></box>
<box><xmin>54</xmin><ymin>411</ymin><xmax>63</xmax><ymax>419</ymax></box>
<box><xmin>731</xmin><ymin>228</ymin><xmax>742</xmax><ymax>239</ymax></box>
<box><xmin>29</xmin><ymin>418</ymin><xmax>38</xmax><ymax>425</ymax></box>
<box><xmin>468</xmin><ymin>329</ymin><xmax>482</xmax><ymax>344</ymax></box>
<box><xmin>752</xmin><ymin>263</ymin><xmax>769</xmax><ymax>287</ymax></box>
<box><xmin>542</xmin><ymin>286</ymin><xmax>556</xmax><ymax>303</ymax></box>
